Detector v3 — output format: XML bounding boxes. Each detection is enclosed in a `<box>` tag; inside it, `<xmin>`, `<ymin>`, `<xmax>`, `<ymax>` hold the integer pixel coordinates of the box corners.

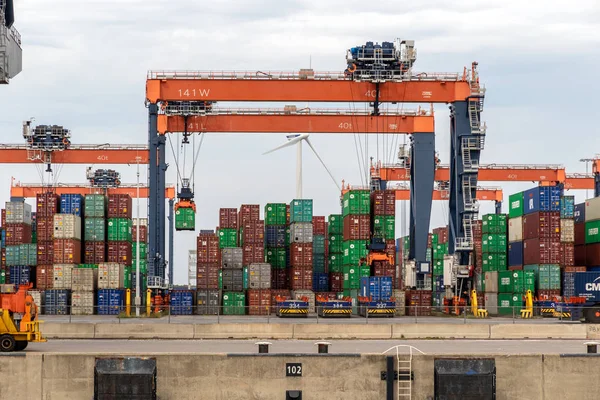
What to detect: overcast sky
<box><xmin>2</xmin><ymin>0</ymin><xmax>599</xmax><ymax>284</ymax></box>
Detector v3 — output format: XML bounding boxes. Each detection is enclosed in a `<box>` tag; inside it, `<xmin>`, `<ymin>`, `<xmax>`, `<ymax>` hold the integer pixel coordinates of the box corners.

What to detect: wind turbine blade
<box><xmin>262</xmin><ymin>135</ymin><xmax>306</xmax><ymax>155</ymax></box>
<box><xmin>305</xmin><ymin>138</ymin><xmax>341</xmax><ymax>191</ymax></box>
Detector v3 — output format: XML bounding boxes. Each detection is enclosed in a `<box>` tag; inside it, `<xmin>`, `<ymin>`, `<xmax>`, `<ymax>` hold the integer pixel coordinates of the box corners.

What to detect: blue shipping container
<box><xmin>97</xmin><ymin>289</ymin><xmax>124</xmax><ymax>315</ymax></box>
<box><xmin>60</xmin><ymin>194</ymin><xmax>84</xmax><ymax>217</ymax></box>
<box><xmin>359</xmin><ymin>276</ymin><xmax>393</xmax><ymax>301</ymax></box>
<box><xmin>1</xmin><ymin>229</ymin><xmax>5</xmax><ymax>248</ymax></box>
<box><xmin>170</xmin><ymin>290</ymin><xmax>194</xmax><ymax>315</ymax></box>
<box><xmin>312</xmin><ymin>272</ymin><xmax>329</xmax><ymax>292</ymax></box>
<box><xmin>523</xmin><ymin>186</ymin><xmax>562</xmax><ymax>215</ymax></box>
<box><xmin>573</xmin><ymin>272</ymin><xmax>600</xmax><ymax>303</ymax></box>
<box><xmin>265</xmin><ymin>225</ymin><xmax>286</xmax><ymax>247</ymax></box>
<box><xmin>9</xmin><ymin>266</ymin><xmax>31</xmax><ymax>285</ymax></box>
<box><xmin>313</xmin><ymin>254</ymin><xmax>326</xmax><ymax>273</ymax></box>
<box><xmin>560</xmin><ymin>196</ymin><xmax>575</xmax><ymax>219</ymax></box>
<box><xmin>508</xmin><ymin>241</ymin><xmax>524</xmax><ymax>267</ymax></box>
<box><xmin>433</xmin><ymin>275</ymin><xmax>444</xmax><ymax>292</ymax></box>
<box><xmin>563</xmin><ymin>272</ymin><xmax>576</xmax><ymax>298</ymax></box>
<box><xmin>44</xmin><ymin>289</ymin><xmax>70</xmax><ymax>315</ymax></box>
<box><xmin>574</xmin><ymin>203</ymin><xmax>586</xmax><ymax>224</ymax></box>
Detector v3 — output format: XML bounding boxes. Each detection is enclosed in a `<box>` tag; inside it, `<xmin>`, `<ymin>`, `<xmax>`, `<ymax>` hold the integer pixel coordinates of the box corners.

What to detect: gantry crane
<box><xmin>0</xmin><ymin>0</ymin><xmax>21</xmax><ymax>84</ymax></box>
<box><xmin>341</xmin><ymin>182</ymin><xmax>503</xmax><ymax>202</ymax></box>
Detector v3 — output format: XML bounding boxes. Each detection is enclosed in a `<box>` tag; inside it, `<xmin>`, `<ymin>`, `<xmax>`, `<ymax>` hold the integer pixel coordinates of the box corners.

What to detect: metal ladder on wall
<box><xmin>382</xmin><ymin>345</ymin><xmax>426</xmax><ymax>399</ymax></box>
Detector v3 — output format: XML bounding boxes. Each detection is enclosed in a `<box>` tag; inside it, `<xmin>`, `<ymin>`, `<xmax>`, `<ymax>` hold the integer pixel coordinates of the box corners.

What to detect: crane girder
<box><xmin>10</xmin><ymin>184</ymin><xmax>175</xmax><ymax>199</ymax></box>
<box><xmin>0</xmin><ymin>144</ymin><xmax>149</xmax><ymax>164</ymax></box>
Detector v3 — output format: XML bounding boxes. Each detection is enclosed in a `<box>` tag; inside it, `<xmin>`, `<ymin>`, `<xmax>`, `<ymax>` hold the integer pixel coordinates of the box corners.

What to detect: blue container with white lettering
<box><xmin>573</xmin><ymin>272</ymin><xmax>600</xmax><ymax>302</ymax></box>
<box><xmin>60</xmin><ymin>194</ymin><xmax>84</xmax><ymax>217</ymax></box>
<box><xmin>170</xmin><ymin>290</ymin><xmax>194</xmax><ymax>315</ymax></box>
<box><xmin>523</xmin><ymin>186</ymin><xmax>562</xmax><ymax>215</ymax></box>
<box><xmin>265</xmin><ymin>225</ymin><xmax>286</xmax><ymax>247</ymax></box>
<box><xmin>574</xmin><ymin>203</ymin><xmax>586</xmax><ymax>224</ymax></box>
<box><xmin>359</xmin><ymin>276</ymin><xmax>393</xmax><ymax>301</ymax></box>
<box><xmin>97</xmin><ymin>289</ymin><xmax>124</xmax><ymax>315</ymax></box>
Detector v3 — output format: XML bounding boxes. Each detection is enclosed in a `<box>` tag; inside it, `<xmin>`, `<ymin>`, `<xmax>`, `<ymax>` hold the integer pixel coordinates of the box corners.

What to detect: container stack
<box><xmin>584</xmin><ymin>197</ymin><xmax>600</xmax><ymax>267</ymax></box>
<box><xmin>5</xmin><ymin>201</ymin><xmax>34</xmax><ymax>286</ymax></box>
<box><xmin>327</xmin><ymin>214</ymin><xmax>344</xmax><ymax>293</ymax></box>
<box><xmin>71</xmin><ymin>266</ymin><xmax>97</xmax><ymax>315</ymax></box>
<box><xmin>0</xmin><ymin>213</ymin><xmax>5</xmax><ymax>283</ymax></box>
<box><xmin>97</xmin><ymin>263</ymin><xmax>126</xmax><ymax>315</ymax></box>
<box><xmin>131</xmin><ymin>218</ymin><xmax>148</xmax><ymax>296</ymax></box>
<box><xmin>559</xmin><ymin>196</ymin><xmax>575</xmax><ymax>269</ymax></box>
<box><xmin>196</xmin><ymin>231</ymin><xmax>220</xmax><ymax>315</ymax></box>
<box><xmin>478</xmin><ymin>214</ymin><xmax>508</xmax><ymax>315</ymax></box>
<box><xmin>107</xmin><ymin>194</ymin><xmax>133</xmax><ymax>289</ymax></box>
<box><xmin>371</xmin><ymin>190</ymin><xmax>396</xmax><ymax>283</ymax></box>
<box><xmin>265</xmin><ymin>204</ymin><xmax>287</xmax><ymax>290</ymax></box>
<box><xmin>241</xmin><ymin>204</ymin><xmax>269</xmax><ymax>316</ymax></box>
<box><xmin>341</xmin><ymin>190</ymin><xmax>369</xmax><ymax>303</ymax></box>
<box><xmin>218</xmin><ymin>207</ymin><xmax>245</xmax><ymax>315</ymax></box>
<box><xmin>574</xmin><ymin>202</ymin><xmax>586</xmax><ymax>266</ymax></box>
<box><xmin>83</xmin><ymin>194</ymin><xmax>106</xmax><ymax>265</ymax></box>
<box><xmin>312</xmin><ymin>216</ymin><xmax>327</xmax><ymax>292</ymax></box>
<box><xmin>289</xmin><ymin>199</ymin><xmax>314</xmax><ymax>310</ymax></box>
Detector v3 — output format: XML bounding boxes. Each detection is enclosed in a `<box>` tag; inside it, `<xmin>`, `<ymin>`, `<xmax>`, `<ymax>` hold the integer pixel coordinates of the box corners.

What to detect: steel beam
<box><xmin>169</xmin><ymin>198</ymin><xmax>174</xmax><ymax>286</ymax></box>
<box><xmin>148</xmin><ymin>104</ymin><xmax>160</xmax><ymax>278</ymax></box>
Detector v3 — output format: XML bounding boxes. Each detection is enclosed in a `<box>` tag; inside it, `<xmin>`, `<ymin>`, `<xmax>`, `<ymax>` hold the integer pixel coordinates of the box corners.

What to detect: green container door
<box><xmin>509</xmin><ymin>192</ymin><xmax>524</xmax><ymax>218</ymax></box>
<box><xmin>482</xmin><ymin>253</ymin><xmax>508</xmax><ymax>272</ymax></box>
<box><xmin>373</xmin><ymin>216</ymin><xmax>395</xmax><ymax>240</ymax></box>
<box><xmin>431</xmin><ymin>234</ymin><xmax>439</xmax><ymax>246</ymax></box>
<box><xmin>433</xmin><ymin>260</ymin><xmax>443</xmax><ymax>275</ymax></box>
<box><xmin>482</xmin><ymin>234</ymin><xmax>507</xmax><ymax>253</ymax></box>
<box><xmin>218</xmin><ymin>228</ymin><xmax>238</xmax><ymax>248</ymax></box>
<box><xmin>107</xmin><ymin>218</ymin><xmax>133</xmax><ymax>242</ymax></box>
<box><xmin>342</xmin><ymin>190</ymin><xmax>370</xmax><ymax>216</ymax></box>
<box><xmin>218</xmin><ymin>271</ymin><xmax>223</xmax><ymax>290</ymax></box>
<box><xmin>523</xmin><ymin>271</ymin><xmax>536</xmax><ymax>293</ymax></box>
<box><xmin>342</xmin><ymin>240</ymin><xmax>368</xmax><ymax>265</ymax></box>
<box><xmin>328</xmin><ymin>215</ymin><xmax>343</xmax><ymax>235</ymax></box>
<box><xmin>343</xmin><ymin>266</ymin><xmax>360</xmax><ymax>289</ymax></box>
<box><xmin>585</xmin><ymin>220</ymin><xmax>600</xmax><ymax>244</ymax></box>
<box><xmin>175</xmin><ymin>207</ymin><xmax>195</xmax><ymax>231</ymax></box>
<box><xmin>85</xmin><ymin>218</ymin><xmax>106</xmax><ymax>241</ymax></box>
<box><xmin>328</xmin><ymin>254</ymin><xmax>343</xmax><ymax>273</ymax></box>
<box><xmin>31</xmin><ymin>232</ymin><xmax>37</xmax><ymax>244</ymax></box>
<box><xmin>265</xmin><ymin>203</ymin><xmax>287</xmax><ymax>225</ymax></box>
<box><xmin>426</xmin><ymin>248</ymin><xmax>432</xmax><ymax>262</ymax></box>
<box><xmin>123</xmin><ymin>267</ymin><xmax>132</xmax><ymax>289</ymax></box>
<box><xmin>222</xmin><ymin>292</ymin><xmax>246</xmax><ymax>315</ymax></box>
<box><xmin>498</xmin><ymin>293</ymin><xmax>523</xmax><ymax>315</ymax></box>
<box><xmin>482</xmin><ymin>214</ymin><xmax>508</xmax><ymax>234</ymax></box>
<box><xmin>328</xmin><ymin>234</ymin><xmax>343</xmax><ymax>253</ymax></box>
<box><xmin>84</xmin><ymin>194</ymin><xmax>106</xmax><ymax>218</ymax></box>
<box><xmin>359</xmin><ymin>266</ymin><xmax>370</xmax><ymax>278</ymax></box>
<box><xmin>132</xmin><ymin>243</ymin><xmax>148</xmax><ymax>261</ymax></box>
<box><xmin>432</xmin><ymin>243</ymin><xmax>448</xmax><ymax>260</ymax></box>
<box><xmin>498</xmin><ymin>271</ymin><xmax>513</xmax><ymax>293</ymax></box>
<box><xmin>289</xmin><ymin>199</ymin><xmax>313</xmax><ymax>223</ymax></box>
<box><xmin>266</xmin><ymin>248</ymin><xmax>286</xmax><ymax>269</ymax></box>
<box><xmin>313</xmin><ymin>235</ymin><xmax>326</xmax><ymax>254</ymax></box>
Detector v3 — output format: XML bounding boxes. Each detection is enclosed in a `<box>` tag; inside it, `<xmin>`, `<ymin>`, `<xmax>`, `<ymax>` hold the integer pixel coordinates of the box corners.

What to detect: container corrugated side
<box><xmin>53</xmin><ymin>214</ymin><xmax>82</xmax><ymax>240</ymax></box>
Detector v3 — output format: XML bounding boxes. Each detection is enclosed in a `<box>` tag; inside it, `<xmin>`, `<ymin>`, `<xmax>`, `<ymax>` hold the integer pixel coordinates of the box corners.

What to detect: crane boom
<box><xmin>10</xmin><ymin>183</ymin><xmax>175</xmax><ymax>199</ymax></box>
<box><xmin>0</xmin><ymin>144</ymin><xmax>149</xmax><ymax>164</ymax></box>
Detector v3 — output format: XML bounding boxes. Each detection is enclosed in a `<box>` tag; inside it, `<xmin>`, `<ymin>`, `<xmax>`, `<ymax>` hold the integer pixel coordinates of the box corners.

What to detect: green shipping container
<box><xmin>328</xmin><ymin>254</ymin><xmax>343</xmax><ymax>273</ymax></box>
<box><xmin>85</xmin><ymin>194</ymin><xmax>106</xmax><ymax>218</ymax></box>
<box><xmin>218</xmin><ymin>228</ymin><xmax>238</xmax><ymax>248</ymax></box>
<box><xmin>498</xmin><ymin>293</ymin><xmax>523</xmax><ymax>315</ymax></box>
<box><xmin>402</xmin><ymin>236</ymin><xmax>410</xmax><ymax>251</ymax></box>
<box><xmin>175</xmin><ymin>207</ymin><xmax>195</xmax><ymax>231</ymax></box>
<box><xmin>107</xmin><ymin>218</ymin><xmax>132</xmax><ymax>242</ymax></box>
<box><xmin>289</xmin><ymin>199</ymin><xmax>313</xmax><ymax>223</ymax></box>
<box><xmin>31</xmin><ymin>232</ymin><xmax>37</xmax><ymax>244</ymax></box>
<box><xmin>585</xmin><ymin>220</ymin><xmax>600</xmax><ymax>244</ymax></box>
<box><xmin>431</xmin><ymin>234</ymin><xmax>439</xmax><ymax>246</ymax></box>
<box><xmin>218</xmin><ymin>271</ymin><xmax>223</xmax><ymax>290</ymax></box>
<box><xmin>124</xmin><ymin>267</ymin><xmax>132</xmax><ymax>289</ymax></box>
<box><xmin>265</xmin><ymin>203</ymin><xmax>287</xmax><ymax>225</ymax></box>
<box><xmin>343</xmin><ymin>265</ymin><xmax>361</xmax><ymax>289</ymax></box>
<box><xmin>432</xmin><ymin>244</ymin><xmax>448</xmax><ymax>260</ymax></box>
<box><xmin>266</xmin><ymin>248</ymin><xmax>286</xmax><ymax>269</ymax></box>
<box><xmin>84</xmin><ymin>218</ymin><xmax>106</xmax><ymax>241</ymax></box>
<box><xmin>342</xmin><ymin>190</ymin><xmax>370</xmax><ymax>216</ymax></box>
<box><xmin>433</xmin><ymin>260</ymin><xmax>443</xmax><ymax>275</ymax></box>
<box><xmin>328</xmin><ymin>234</ymin><xmax>343</xmax><ymax>254</ymax></box>
<box><xmin>524</xmin><ymin>264</ymin><xmax>561</xmax><ymax>290</ymax></box>
<box><xmin>222</xmin><ymin>292</ymin><xmax>246</xmax><ymax>315</ymax></box>
<box><xmin>132</xmin><ymin>243</ymin><xmax>148</xmax><ymax>260</ymax></box>
<box><xmin>482</xmin><ymin>234</ymin><xmax>507</xmax><ymax>254</ymax></box>
<box><xmin>482</xmin><ymin>253</ymin><xmax>508</xmax><ymax>272</ymax></box>
<box><xmin>425</xmin><ymin>248</ymin><xmax>432</xmax><ymax>262</ymax></box>
<box><xmin>328</xmin><ymin>214</ymin><xmax>343</xmax><ymax>235</ymax></box>
<box><xmin>78</xmin><ymin>264</ymin><xmax>98</xmax><ymax>269</ymax></box>
<box><xmin>0</xmin><ymin>274</ymin><xmax>4</xmax><ymax>284</ymax></box>
<box><xmin>508</xmin><ymin>192</ymin><xmax>524</xmax><ymax>218</ymax></box>
<box><xmin>313</xmin><ymin>235</ymin><xmax>326</xmax><ymax>254</ymax></box>
<box><xmin>342</xmin><ymin>240</ymin><xmax>368</xmax><ymax>266</ymax></box>
<box><xmin>372</xmin><ymin>215</ymin><xmax>395</xmax><ymax>240</ymax></box>
<box><xmin>499</xmin><ymin>270</ymin><xmax>534</xmax><ymax>294</ymax></box>
<box><xmin>482</xmin><ymin>214</ymin><xmax>508</xmax><ymax>234</ymax></box>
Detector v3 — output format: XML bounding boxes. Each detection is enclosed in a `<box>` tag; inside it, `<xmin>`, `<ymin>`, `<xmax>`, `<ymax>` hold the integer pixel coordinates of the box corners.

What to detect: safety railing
<box><xmin>177</xmin><ymin>107</ymin><xmax>433</xmax><ymax>116</ymax></box>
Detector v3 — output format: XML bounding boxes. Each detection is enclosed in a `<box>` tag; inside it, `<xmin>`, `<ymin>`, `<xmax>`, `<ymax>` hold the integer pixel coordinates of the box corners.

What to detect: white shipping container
<box><xmin>71</xmin><ymin>291</ymin><xmax>95</xmax><ymax>315</ymax></box>
<box><xmin>53</xmin><ymin>214</ymin><xmax>82</xmax><ymax>240</ymax></box>
<box><xmin>5</xmin><ymin>201</ymin><xmax>32</xmax><ymax>224</ymax></box>
<box><xmin>484</xmin><ymin>271</ymin><xmax>499</xmax><ymax>293</ymax></box>
<box><xmin>508</xmin><ymin>217</ymin><xmax>523</xmax><ymax>242</ymax></box>
<box><xmin>27</xmin><ymin>290</ymin><xmax>43</xmax><ymax>309</ymax></box>
<box><xmin>248</xmin><ymin>263</ymin><xmax>272</xmax><ymax>289</ymax></box>
<box><xmin>71</xmin><ymin>268</ymin><xmax>98</xmax><ymax>292</ymax></box>
<box><xmin>403</xmin><ymin>260</ymin><xmax>416</xmax><ymax>289</ymax></box>
<box><xmin>484</xmin><ymin>293</ymin><xmax>498</xmax><ymax>315</ymax></box>
<box><xmin>291</xmin><ymin>290</ymin><xmax>315</xmax><ymax>312</ymax></box>
<box><xmin>132</xmin><ymin>218</ymin><xmax>148</xmax><ymax>227</ymax></box>
<box><xmin>560</xmin><ymin>219</ymin><xmax>575</xmax><ymax>243</ymax></box>
<box><xmin>443</xmin><ymin>255</ymin><xmax>454</xmax><ymax>286</ymax></box>
<box><xmin>98</xmin><ymin>263</ymin><xmax>125</xmax><ymax>289</ymax></box>
<box><xmin>290</xmin><ymin>222</ymin><xmax>313</xmax><ymax>243</ymax></box>
<box><xmin>586</xmin><ymin>197</ymin><xmax>600</xmax><ymax>222</ymax></box>
<box><xmin>53</xmin><ymin>264</ymin><xmax>74</xmax><ymax>289</ymax></box>
<box><xmin>392</xmin><ymin>289</ymin><xmax>406</xmax><ymax>316</ymax></box>
<box><xmin>188</xmin><ymin>250</ymin><xmax>197</xmax><ymax>288</ymax></box>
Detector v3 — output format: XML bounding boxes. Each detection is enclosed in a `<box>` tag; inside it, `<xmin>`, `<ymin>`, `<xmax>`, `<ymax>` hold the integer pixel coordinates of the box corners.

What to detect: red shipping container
<box><xmin>241</xmin><ymin>220</ymin><xmax>265</xmax><ymax>244</ymax></box>
<box><xmin>290</xmin><ymin>243</ymin><xmax>313</xmax><ymax>267</ymax></box>
<box><xmin>238</xmin><ymin>204</ymin><xmax>260</xmax><ymax>227</ymax></box>
<box><xmin>271</xmin><ymin>269</ymin><xmax>287</xmax><ymax>290</ymax></box>
<box><xmin>385</xmin><ymin>240</ymin><xmax>396</xmax><ymax>265</ymax></box>
<box><xmin>565</xmin><ymin>266</ymin><xmax>587</xmax><ymax>272</ymax></box>
<box><xmin>247</xmin><ymin>289</ymin><xmax>271</xmax><ymax>315</ymax></box>
<box><xmin>343</xmin><ymin>215</ymin><xmax>370</xmax><ymax>240</ymax></box>
<box><xmin>132</xmin><ymin>224</ymin><xmax>148</xmax><ymax>243</ymax></box>
<box><xmin>427</xmin><ymin>233</ymin><xmax>433</xmax><ymax>248</ymax></box>
<box><xmin>523</xmin><ymin>212</ymin><xmax>561</xmax><ymax>240</ymax></box>
<box><xmin>585</xmin><ymin>243</ymin><xmax>600</xmax><ymax>266</ymax></box>
<box><xmin>371</xmin><ymin>190</ymin><xmax>396</xmax><ymax>216</ymax></box>
<box><xmin>405</xmin><ymin>290</ymin><xmax>432</xmax><ymax>316</ymax></box>
<box><xmin>107</xmin><ymin>194</ymin><xmax>132</xmax><ymax>219</ymax></box>
<box><xmin>523</xmin><ymin>238</ymin><xmax>561</xmax><ymax>265</ymax></box>
<box><xmin>575</xmin><ymin>245</ymin><xmax>586</xmax><ymax>266</ymax></box>
<box><xmin>36</xmin><ymin>217</ymin><xmax>54</xmax><ymax>242</ymax></box>
<box><xmin>242</xmin><ymin>243</ymin><xmax>265</xmax><ymax>266</ymax></box>
<box><xmin>1</xmin><ymin>209</ymin><xmax>5</xmax><ymax>227</ymax></box>
<box><xmin>36</xmin><ymin>192</ymin><xmax>59</xmax><ymax>217</ymax></box>
<box><xmin>288</xmin><ymin>267</ymin><xmax>313</xmax><ymax>290</ymax></box>
<box><xmin>270</xmin><ymin>289</ymin><xmax>291</xmax><ymax>313</ymax></box>
<box><xmin>473</xmin><ymin>220</ymin><xmax>483</xmax><ymax>240</ymax></box>
<box><xmin>36</xmin><ymin>265</ymin><xmax>54</xmax><ymax>290</ymax></box>
<box><xmin>53</xmin><ymin>239</ymin><xmax>82</xmax><ymax>264</ymax></box>
<box><xmin>197</xmin><ymin>234</ymin><xmax>220</xmax><ymax>264</ymax></box>
<box><xmin>84</xmin><ymin>241</ymin><xmax>105</xmax><ymax>264</ymax></box>
<box><xmin>196</xmin><ymin>262</ymin><xmax>219</xmax><ymax>289</ymax></box>
<box><xmin>574</xmin><ymin>222</ymin><xmax>585</xmax><ymax>246</ymax></box>
<box><xmin>219</xmin><ymin>208</ymin><xmax>238</xmax><ymax>229</ymax></box>
<box><xmin>433</xmin><ymin>227</ymin><xmax>449</xmax><ymax>244</ymax></box>
<box><xmin>37</xmin><ymin>241</ymin><xmax>55</xmax><ymax>265</ymax></box>
<box><xmin>329</xmin><ymin>272</ymin><xmax>343</xmax><ymax>292</ymax></box>
<box><xmin>315</xmin><ymin>292</ymin><xmax>338</xmax><ymax>301</ymax></box>
<box><xmin>5</xmin><ymin>223</ymin><xmax>32</xmax><ymax>245</ymax></box>
<box><xmin>560</xmin><ymin>242</ymin><xmax>575</xmax><ymax>267</ymax></box>
<box><xmin>312</xmin><ymin>216</ymin><xmax>326</xmax><ymax>236</ymax></box>
<box><xmin>536</xmin><ymin>289</ymin><xmax>560</xmax><ymax>300</ymax></box>
<box><xmin>107</xmin><ymin>241</ymin><xmax>132</xmax><ymax>265</ymax></box>
<box><xmin>372</xmin><ymin>260</ymin><xmax>396</xmax><ymax>279</ymax></box>
<box><xmin>508</xmin><ymin>265</ymin><xmax>523</xmax><ymax>271</ymax></box>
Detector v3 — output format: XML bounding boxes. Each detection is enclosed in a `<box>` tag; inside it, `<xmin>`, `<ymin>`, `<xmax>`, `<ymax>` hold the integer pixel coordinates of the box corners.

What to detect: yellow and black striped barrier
<box><xmin>321</xmin><ymin>309</ymin><xmax>352</xmax><ymax>315</ymax></box>
<box><xmin>278</xmin><ymin>308</ymin><xmax>308</xmax><ymax>315</ymax></box>
<box><xmin>553</xmin><ymin>311</ymin><xmax>571</xmax><ymax>318</ymax></box>
<box><xmin>367</xmin><ymin>308</ymin><xmax>395</xmax><ymax>315</ymax></box>
<box><xmin>541</xmin><ymin>308</ymin><xmax>555</xmax><ymax>315</ymax></box>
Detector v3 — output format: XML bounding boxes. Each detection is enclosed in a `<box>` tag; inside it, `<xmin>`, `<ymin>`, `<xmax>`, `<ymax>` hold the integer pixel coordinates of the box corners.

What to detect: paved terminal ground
<box><xmin>25</xmin><ymin>339</ymin><xmax>593</xmax><ymax>354</ymax></box>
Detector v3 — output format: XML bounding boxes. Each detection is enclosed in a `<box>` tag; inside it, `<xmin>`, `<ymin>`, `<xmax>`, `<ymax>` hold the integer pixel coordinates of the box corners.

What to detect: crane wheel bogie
<box><xmin>0</xmin><ymin>334</ymin><xmax>16</xmax><ymax>352</ymax></box>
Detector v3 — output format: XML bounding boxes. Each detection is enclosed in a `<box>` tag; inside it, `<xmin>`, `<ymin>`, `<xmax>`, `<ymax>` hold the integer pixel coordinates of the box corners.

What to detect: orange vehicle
<box><xmin>0</xmin><ymin>283</ymin><xmax>45</xmax><ymax>351</ymax></box>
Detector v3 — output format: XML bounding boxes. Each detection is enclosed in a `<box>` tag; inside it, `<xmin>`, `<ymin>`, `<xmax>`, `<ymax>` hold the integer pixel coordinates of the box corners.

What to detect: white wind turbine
<box><xmin>263</xmin><ymin>134</ymin><xmax>341</xmax><ymax>198</ymax></box>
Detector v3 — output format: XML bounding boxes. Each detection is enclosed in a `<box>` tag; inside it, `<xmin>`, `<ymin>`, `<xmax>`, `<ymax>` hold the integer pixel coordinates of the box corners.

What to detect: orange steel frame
<box><xmin>395</xmin><ymin>188</ymin><xmax>502</xmax><ymax>201</ymax></box>
<box><xmin>10</xmin><ymin>184</ymin><xmax>175</xmax><ymax>199</ymax></box>
<box><xmin>0</xmin><ymin>146</ymin><xmax>149</xmax><ymax>164</ymax></box>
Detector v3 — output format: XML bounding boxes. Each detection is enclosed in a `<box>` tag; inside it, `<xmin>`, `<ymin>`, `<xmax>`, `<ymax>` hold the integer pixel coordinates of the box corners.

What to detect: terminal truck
<box><xmin>559</xmin><ymin>271</ymin><xmax>600</xmax><ymax>323</ymax></box>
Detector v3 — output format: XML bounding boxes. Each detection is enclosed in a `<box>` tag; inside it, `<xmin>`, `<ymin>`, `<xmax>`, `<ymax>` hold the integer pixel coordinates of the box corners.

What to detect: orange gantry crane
<box><xmin>341</xmin><ymin>182</ymin><xmax>503</xmax><ymax>202</ymax></box>
<box><xmin>9</xmin><ymin>181</ymin><xmax>175</xmax><ymax>199</ymax></box>
<box><xmin>0</xmin><ymin>143</ymin><xmax>149</xmax><ymax>165</ymax></box>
